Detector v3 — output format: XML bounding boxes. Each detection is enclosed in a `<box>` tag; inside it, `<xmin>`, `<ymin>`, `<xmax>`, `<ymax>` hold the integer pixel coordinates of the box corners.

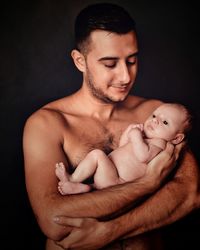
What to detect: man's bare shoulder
<box><xmin>24</xmin><ymin>97</ymin><xmax>73</xmax><ymax>135</ymax></box>
<box><xmin>125</xmin><ymin>96</ymin><xmax>163</xmax><ymax>122</ymax></box>
<box><xmin>128</xmin><ymin>95</ymin><xmax>163</xmax><ymax>109</ymax></box>
<box><xmin>128</xmin><ymin>95</ymin><xmax>162</xmax><ymax>111</ymax></box>
<box><xmin>25</xmin><ymin>107</ymin><xmax>64</xmax><ymax>129</ymax></box>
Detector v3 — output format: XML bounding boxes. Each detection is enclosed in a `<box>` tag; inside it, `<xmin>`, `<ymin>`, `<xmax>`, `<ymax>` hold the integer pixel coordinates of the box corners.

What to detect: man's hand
<box><xmin>145</xmin><ymin>142</ymin><xmax>185</xmax><ymax>189</ymax></box>
<box><xmin>54</xmin><ymin>217</ymin><xmax>112</xmax><ymax>250</ymax></box>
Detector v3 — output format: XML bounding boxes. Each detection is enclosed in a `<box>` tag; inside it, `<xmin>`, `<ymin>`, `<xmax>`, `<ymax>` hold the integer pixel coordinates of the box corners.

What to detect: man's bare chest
<box><xmin>62</xmin><ymin>118</ymin><xmax>128</xmax><ymax>168</ymax></box>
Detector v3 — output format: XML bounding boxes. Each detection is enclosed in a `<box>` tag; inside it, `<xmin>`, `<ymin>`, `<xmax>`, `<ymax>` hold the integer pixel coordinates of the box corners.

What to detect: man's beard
<box><xmin>86</xmin><ymin>71</ymin><xmax>128</xmax><ymax>104</ymax></box>
<box><xmin>87</xmin><ymin>79</ymin><xmax>115</xmax><ymax>104</ymax></box>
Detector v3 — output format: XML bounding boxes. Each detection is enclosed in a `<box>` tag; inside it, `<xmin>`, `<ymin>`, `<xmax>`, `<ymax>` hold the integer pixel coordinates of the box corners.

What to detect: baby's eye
<box><xmin>163</xmin><ymin>120</ymin><xmax>168</xmax><ymax>125</ymax></box>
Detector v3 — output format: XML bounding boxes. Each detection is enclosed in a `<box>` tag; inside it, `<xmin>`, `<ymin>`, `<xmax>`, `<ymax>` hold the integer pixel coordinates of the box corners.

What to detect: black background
<box><xmin>1</xmin><ymin>0</ymin><xmax>200</xmax><ymax>249</ymax></box>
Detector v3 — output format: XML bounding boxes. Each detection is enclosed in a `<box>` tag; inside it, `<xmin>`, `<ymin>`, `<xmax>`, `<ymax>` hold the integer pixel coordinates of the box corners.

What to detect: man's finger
<box><xmin>164</xmin><ymin>142</ymin><xmax>174</xmax><ymax>159</ymax></box>
<box><xmin>56</xmin><ymin>228</ymin><xmax>83</xmax><ymax>250</ymax></box>
<box><xmin>54</xmin><ymin>216</ymin><xmax>83</xmax><ymax>227</ymax></box>
<box><xmin>174</xmin><ymin>141</ymin><xmax>186</xmax><ymax>161</ymax></box>
<box><xmin>149</xmin><ymin>142</ymin><xmax>174</xmax><ymax>168</ymax></box>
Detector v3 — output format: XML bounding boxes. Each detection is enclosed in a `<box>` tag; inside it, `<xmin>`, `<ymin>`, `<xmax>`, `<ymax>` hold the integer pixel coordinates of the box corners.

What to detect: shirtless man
<box><xmin>23</xmin><ymin>3</ymin><xmax>200</xmax><ymax>250</ymax></box>
<box><xmin>55</xmin><ymin>103</ymin><xmax>192</xmax><ymax>194</ymax></box>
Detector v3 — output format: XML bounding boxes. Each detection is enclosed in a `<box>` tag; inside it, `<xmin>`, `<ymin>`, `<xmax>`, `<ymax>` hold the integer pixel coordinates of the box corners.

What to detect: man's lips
<box><xmin>110</xmin><ymin>84</ymin><xmax>129</xmax><ymax>91</ymax></box>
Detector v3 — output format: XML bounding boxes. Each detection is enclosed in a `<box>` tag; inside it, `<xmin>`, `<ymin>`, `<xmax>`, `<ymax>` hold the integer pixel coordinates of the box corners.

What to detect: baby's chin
<box><xmin>143</xmin><ymin>128</ymin><xmax>154</xmax><ymax>139</ymax></box>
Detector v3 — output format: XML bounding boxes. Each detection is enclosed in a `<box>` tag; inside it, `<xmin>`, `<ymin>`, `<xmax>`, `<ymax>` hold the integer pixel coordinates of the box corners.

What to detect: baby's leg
<box><xmin>71</xmin><ymin>149</ymin><xmax>120</xmax><ymax>189</ymax></box>
<box><xmin>55</xmin><ymin>163</ymin><xmax>91</xmax><ymax>195</ymax></box>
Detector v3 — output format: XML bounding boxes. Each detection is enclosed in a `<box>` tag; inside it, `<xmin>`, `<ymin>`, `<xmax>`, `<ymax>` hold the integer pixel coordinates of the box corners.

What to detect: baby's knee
<box><xmin>90</xmin><ymin>149</ymin><xmax>106</xmax><ymax>159</ymax></box>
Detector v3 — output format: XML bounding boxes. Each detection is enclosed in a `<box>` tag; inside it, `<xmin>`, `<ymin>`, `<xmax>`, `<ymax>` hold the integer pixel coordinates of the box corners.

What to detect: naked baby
<box><xmin>56</xmin><ymin>103</ymin><xmax>192</xmax><ymax>194</ymax></box>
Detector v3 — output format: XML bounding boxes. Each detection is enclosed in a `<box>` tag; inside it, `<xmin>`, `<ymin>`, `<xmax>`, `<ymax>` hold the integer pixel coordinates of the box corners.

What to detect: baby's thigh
<box><xmin>94</xmin><ymin>153</ymin><xmax>120</xmax><ymax>189</ymax></box>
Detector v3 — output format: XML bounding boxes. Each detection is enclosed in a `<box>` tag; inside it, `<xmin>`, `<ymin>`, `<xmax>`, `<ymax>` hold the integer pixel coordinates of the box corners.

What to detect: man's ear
<box><xmin>71</xmin><ymin>49</ymin><xmax>86</xmax><ymax>72</ymax></box>
<box><xmin>171</xmin><ymin>133</ymin><xmax>185</xmax><ymax>145</ymax></box>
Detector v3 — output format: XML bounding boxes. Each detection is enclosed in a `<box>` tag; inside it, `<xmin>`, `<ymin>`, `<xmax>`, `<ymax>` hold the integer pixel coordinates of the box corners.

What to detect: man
<box><xmin>23</xmin><ymin>3</ymin><xmax>200</xmax><ymax>250</ymax></box>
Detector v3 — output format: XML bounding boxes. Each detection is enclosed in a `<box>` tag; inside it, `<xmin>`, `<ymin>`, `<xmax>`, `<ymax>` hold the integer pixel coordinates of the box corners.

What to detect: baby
<box><xmin>55</xmin><ymin>103</ymin><xmax>192</xmax><ymax>194</ymax></box>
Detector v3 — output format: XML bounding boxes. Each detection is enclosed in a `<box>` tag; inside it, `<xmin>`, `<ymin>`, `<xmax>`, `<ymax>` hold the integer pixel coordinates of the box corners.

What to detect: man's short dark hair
<box><xmin>75</xmin><ymin>3</ymin><xmax>136</xmax><ymax>52</ymax></box>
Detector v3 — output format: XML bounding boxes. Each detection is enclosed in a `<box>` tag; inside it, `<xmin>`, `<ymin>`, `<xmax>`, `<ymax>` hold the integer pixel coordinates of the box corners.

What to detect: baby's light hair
<box><xmin>166</xmin><ymin>103</ymin><xmax>193</xmax><ymax>136</ymax></box>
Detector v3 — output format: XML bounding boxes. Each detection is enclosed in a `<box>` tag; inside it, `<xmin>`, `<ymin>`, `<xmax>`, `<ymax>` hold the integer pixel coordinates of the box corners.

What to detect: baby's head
<box><xmin>144</xmin><ymin>103</ymin><xmax>192</xmax><ymax>144</ymax></box>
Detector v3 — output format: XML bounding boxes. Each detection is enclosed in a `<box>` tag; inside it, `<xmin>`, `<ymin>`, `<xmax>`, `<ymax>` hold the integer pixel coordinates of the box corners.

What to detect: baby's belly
<box><xmin>110</xmin><ymin>148</ymin><xmax>147</xmax><ymax>182</ymax></box>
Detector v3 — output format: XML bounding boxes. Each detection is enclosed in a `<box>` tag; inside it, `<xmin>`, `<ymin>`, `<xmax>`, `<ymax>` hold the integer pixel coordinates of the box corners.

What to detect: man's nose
<box><xmin>117</xmin><ymin>63</ymin><xmax>131</xmax><ymax>84</ymax></box>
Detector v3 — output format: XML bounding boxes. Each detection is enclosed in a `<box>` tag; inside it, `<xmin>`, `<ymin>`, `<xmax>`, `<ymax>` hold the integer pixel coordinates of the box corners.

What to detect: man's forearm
<box><xmin>41</xmin><ymin>178</ymin><xmax>157</xmax><ymax>241</ymax></box>
<box><xmin>41</xmin><ymin>144</ymin><xmax>190</xmax><ymax>240</ymax></box>
<box><xmin>52</xmin><ymin>159</ymin><xmax>199</xmax><ymax>247</ymax></box>
<box><xmin>106</xmin><ymin>150</ymin><xmax>200</xmax><ymax>240</ymax></box>
<box><xmin>120</xmin><ymin>179</ymin><xmax>194</xmax><ymax>239</ymax></box>
<box><xmin>54</xmin><ymin>177</ymin><xmax>157</xmax><ymax>219</ymax></box>
<box><xmin>35</xmin><ymin>156</ymin><xmax>163</xmax><ymax>241</ymax></box>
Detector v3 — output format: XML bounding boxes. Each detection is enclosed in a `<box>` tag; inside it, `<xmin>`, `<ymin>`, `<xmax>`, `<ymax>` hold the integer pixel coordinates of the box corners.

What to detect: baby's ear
<box><xmin>171</xmin><ymin>133</ymin><xmax>185</xmax><ymax>145</ymax></box>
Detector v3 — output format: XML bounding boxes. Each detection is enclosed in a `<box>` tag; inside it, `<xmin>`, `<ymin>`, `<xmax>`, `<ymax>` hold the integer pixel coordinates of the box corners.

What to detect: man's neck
<box><xmin>72</xmin><ymin>88</ymin><xmax>121</xmax><ymax>121</ymax></box>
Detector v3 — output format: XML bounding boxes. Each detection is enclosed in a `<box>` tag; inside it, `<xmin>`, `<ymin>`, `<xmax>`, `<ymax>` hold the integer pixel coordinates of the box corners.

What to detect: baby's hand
<box><xmin>132</xmin><ymin>123</ymin><xmax>143</xmax><ymax>131</ymax></box>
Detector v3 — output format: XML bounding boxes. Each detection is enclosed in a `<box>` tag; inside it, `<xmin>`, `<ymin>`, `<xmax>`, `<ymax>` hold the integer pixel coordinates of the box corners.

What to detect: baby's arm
<box><xmin>119</xmin><ymin>124</ymin><xmax>143</xmax><ymax>147</ymax></box>
<box><xmin>128</xmin><ymin>126</ymin><xmax>161</xmax><ymax>163</ymax></box>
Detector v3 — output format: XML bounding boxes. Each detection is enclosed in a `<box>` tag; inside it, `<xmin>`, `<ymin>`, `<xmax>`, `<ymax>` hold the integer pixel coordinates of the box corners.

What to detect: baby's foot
<box><xmin>58</xmin><ymin>181</ymin><xmax>91</xmax><ymax>195</ymax></box>
<box><xmin>55</xmin><ymin>162</ymin><xmax>69</xmax><ymax>182</ymax></box>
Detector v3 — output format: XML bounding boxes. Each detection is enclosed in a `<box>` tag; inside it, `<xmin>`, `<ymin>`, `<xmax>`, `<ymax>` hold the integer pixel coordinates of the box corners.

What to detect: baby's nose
<box><xmin>152</xmin><ymin>117</ymin><xmax>159</xmax><ymax>125</ymax></box>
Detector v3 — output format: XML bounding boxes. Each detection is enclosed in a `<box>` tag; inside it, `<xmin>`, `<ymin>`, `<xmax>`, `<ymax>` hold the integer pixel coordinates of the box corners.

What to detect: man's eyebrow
<box><xmin>127</xmin><ymin>52</ymin><xmax>139</xmax><ymax>58</ymax></box>
<box><xmin>98</xmin><ymin>52</ymin><xmax>139</xmax><ymax>62</ymax></box>
<box><xmin>98</xmin><ymin>57</ymin><xmax>118</xmax><ymax>61</ymax></box>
